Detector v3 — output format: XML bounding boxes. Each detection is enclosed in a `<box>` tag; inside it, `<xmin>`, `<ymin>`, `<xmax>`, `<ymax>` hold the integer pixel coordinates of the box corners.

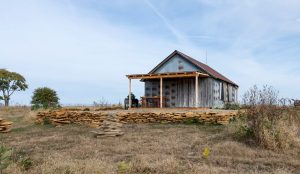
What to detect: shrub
<box><xmin>83</xmin><ymin>108</ymin><xmax>90</xmax><ymax>111</ymax></box>
<box><xmin>242</xmin><ymin>85</ymin><xmax>279</xmax><ymax>106</ymax></box>
<box><xmin>183</xmin><ymin>118</ymin><xmax>201</xmax><ymax>124</ymax></box>
<box><xmin>235</xmin><ymin>121</ymin><xmax>254</xmax><ymax>140</ymax></box>
<box><xmin>31</xmin><ymin>87</ymin><xmax>60</xmax><ymax>110</ymax></box>
<box><xmin>237</xmin><ymin>85</ymin><xmax>300</xmax><ymax>150</ymax></box>
<box><xmin>224</xmin><ymin>103</ymin><xmax>240</xmax><ymax>110</ymax></box>
<box><xmin>93</xmin><ymin>97</ymin><xmax>110</xmax><ymax>107</ymax></box>
<box><xmin>43</xmin><ymin>117</ymin><xmax>52</xmax><ymax>125</ymax></box>
<box><xmin>19</xmin><ymin>157</ymin><xmax>33</xmax><ymax>171</ymax></box>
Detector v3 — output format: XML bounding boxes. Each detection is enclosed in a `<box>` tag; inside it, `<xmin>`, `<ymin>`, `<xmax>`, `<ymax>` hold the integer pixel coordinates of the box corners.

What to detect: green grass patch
<box><xmin>183</xmin><ymin>118</ymin><xmax>204</xmax><ymax>125</ymax></box>
<box><xmin>11</xmin><ymin>123</ymin><xmax>54</xmax><ymax>134</ymax></box>
<box><xmin>6</xmin><ymin>116</ymin><xmax>23</xmax><ymax>123</ymax></box>
<box><xmin>11</xmin><ymin>124</ymin><xmax>39</xmax><ymax>133</ymax></box>
<box><xmin>196</xmin><ymin>124</ymin><xmax>226</xmax><ymax>133</ymax></box>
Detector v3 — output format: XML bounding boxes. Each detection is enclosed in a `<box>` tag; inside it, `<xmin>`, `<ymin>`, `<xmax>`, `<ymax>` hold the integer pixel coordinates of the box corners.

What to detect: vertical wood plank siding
<box><xmin>145</xmin><ymin>77</ymin><xmax>212</xmax><ymax>108</ymax></box>
<box><xmin>145</xmin><ymin>77</ymin><xmax>238</xmax><ymax>108</ymax></box>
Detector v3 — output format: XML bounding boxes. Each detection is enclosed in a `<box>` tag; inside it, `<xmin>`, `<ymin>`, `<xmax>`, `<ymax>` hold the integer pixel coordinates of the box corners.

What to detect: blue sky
<box><xmin>1</xmin><ymin>0</ymin><xmax>300</xmax><ymax>105</ymax></box>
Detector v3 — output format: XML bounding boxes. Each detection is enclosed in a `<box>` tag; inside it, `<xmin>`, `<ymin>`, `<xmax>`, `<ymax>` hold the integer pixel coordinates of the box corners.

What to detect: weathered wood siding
<box><xmin>145</xmin><ymin>77</ymin><xmax>214</xmax><ymax>108</ymax></box>
<box><xmin>145</xmin><ymin>77</ymin><xmax>238</xmax><ymax>108</ymax></box>
<box><xmin>212</xmin><ymin>79</ymin><xmax>238</xmax><ymax>108</ymax></box>
<box><xmin>199</xmin><ymin>78</ymin><xmax>214</xmax><ymax>107</ymax></box>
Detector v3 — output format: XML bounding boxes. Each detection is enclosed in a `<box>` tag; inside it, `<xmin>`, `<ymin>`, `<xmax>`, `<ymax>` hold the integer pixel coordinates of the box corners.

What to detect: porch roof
<box><xmin>126</xmin><ymin>71</ymin><xmax>209</xmax><ymax>79</ymax></box>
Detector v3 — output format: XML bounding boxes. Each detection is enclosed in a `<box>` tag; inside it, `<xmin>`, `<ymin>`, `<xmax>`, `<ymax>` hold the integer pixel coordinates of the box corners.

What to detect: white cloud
<box><xmin>0</xmin><ymin>0</ymin><xmax>179</xmax><ymax>105</ymax></box>
<box><xmin>1</xmin><ymin>0</ymin><xmax>300</xmax><ymax>105</ymax></box>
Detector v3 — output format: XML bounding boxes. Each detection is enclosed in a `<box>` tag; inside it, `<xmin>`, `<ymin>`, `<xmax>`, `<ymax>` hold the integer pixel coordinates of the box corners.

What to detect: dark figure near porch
<box><xmin>294</xmin><ymin>100</ymin><xmax>300</xmax><ymax>108</ymax></box>
<box><xmin>124</xmin><ymin>93</ymin><xmax>139</xmax><ymax>109</ymax></box>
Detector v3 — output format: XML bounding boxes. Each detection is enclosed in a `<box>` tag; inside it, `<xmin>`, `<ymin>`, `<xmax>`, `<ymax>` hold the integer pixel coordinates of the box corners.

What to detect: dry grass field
<box><xmin>1</xmin><ymin>107</ymin><xmax>300</xmax><ymax>174</ymax></box>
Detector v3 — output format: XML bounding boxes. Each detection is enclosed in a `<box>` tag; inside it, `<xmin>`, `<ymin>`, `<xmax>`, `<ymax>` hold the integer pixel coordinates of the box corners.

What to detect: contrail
<box><xmin>144</xmin><ymin>0</ymin><xmax>187</xmax><ymax>44</ymax></box>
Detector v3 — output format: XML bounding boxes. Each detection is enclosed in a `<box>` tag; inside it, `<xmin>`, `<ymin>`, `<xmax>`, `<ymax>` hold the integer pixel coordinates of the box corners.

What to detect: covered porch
<box><xmin>126</xmin><ymin>71</ymin><xmax>209</xmax><ymax>109</ymax></box>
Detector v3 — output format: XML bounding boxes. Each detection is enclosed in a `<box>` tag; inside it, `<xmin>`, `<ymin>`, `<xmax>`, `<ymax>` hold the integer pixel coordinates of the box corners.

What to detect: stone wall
<box><xmin>36</xmin><ymin>109</ymin><xmax>239</xmax><ymax>127</ymax></box>
<box><xmin>36</xmin><ymin>110</ymin><xmax>109</xmax><ymax>128</ymax></box>
<box><xmin>117</xmin><ymin>111</ymin><xmax>237</xmax><ymax>125</ymax></box>
<box><xmin>0</xmin><ymin>118</ymin><xmax>13</xmax><ymax>133</ymax></box>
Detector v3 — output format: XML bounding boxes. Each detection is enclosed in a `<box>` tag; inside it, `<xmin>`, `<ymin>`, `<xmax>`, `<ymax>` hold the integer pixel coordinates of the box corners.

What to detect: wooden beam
<box><xmin>160</xmin><ymin>77</ymin><xmax>163</xmax><ymax>108</ymax></box>
<box><xmin>195</xmin><ymin>74</ymin><xmax>199</xmax><ymax>107</ymax></box>
<box><xmin>129</xmin><ymin>79</ymin><xmax>132</xmax><ymax>109</ymax></box>
<box><xmin>127</xmin><ymin>71</ymin><xmax>209</xmax><ymax>79</ymax></box>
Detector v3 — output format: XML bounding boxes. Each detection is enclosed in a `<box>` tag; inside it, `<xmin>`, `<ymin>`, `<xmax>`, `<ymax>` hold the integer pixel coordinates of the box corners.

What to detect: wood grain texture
<box><xmin>145</xmin><ymin>77</ymin><xmax>238</xmax><ymax>108</ymax></box>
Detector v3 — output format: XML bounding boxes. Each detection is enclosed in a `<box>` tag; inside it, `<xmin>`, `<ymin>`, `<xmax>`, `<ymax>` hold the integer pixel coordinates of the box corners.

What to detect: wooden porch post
<box><xmin>160</xmin><ymin>77</ymin><xmax>163</xmax><ymax>108</ymax></box>
<box><xmin>195</xmin><ymin>74</ymin><xmax>199</xmax><ymax>107</ymax></box>
<box><xmin>236</xmin><ymin>87</ymin><xmax>239</xmax><ymax>103</ymax></box>
<box><xmin>129</xmin><ymin>78</ymin><xmax>132</xmax><ymax>109</ymax></box>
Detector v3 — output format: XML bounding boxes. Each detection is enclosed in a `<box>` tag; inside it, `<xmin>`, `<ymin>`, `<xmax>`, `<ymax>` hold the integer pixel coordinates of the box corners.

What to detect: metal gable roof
<box><xmin>149</xmin><ymin>50</ymin><xmax>238</xmax><ymax>86</ymax></box>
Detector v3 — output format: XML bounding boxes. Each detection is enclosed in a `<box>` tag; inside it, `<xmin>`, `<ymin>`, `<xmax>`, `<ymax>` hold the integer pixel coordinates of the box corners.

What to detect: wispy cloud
<box><xmin>1</xmin><ymin>0</ymin><xmax>300</xmax><ymax>105</ymax></box>
<box><xmin>143</xmin><ymin>0</ymin><xmax>188</xmax><ymax>44</ymax></box>
<box><xmin>185</xmin><ymin>35</ymin><xmax>211</xmax><ymax>39</ymax></box>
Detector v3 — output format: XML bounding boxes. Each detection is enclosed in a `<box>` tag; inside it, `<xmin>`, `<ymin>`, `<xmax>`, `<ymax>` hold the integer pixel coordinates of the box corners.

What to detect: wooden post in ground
<box><xmin>160</xmin><ymin>77</ymin><xmax>163</xmax><ymax>108</ymax></box>
<box><xmin>129</xmin><ymin>79</ymin><xmax>132</xmax><ymax>109</ymax></box>
<box><xmin>195</xmin><ymin>74</ymin><xmax>199</xmax><ymax>108</ymax></box>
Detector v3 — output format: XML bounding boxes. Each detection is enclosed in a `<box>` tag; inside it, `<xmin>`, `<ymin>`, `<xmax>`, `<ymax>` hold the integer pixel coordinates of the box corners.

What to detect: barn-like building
<box><xmin>126</xmin><ymin>50</ymin><xmax>238</xmax><ymax>108</ymax></box>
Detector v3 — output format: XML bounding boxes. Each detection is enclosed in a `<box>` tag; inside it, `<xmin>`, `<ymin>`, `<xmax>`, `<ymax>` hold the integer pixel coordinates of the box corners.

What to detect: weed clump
<box><xmin>235</xmin><ymin>85</ymin><xmax>300</xmax><ymax>150</ymax></box>
<box><xmin>117</xmin><ymin>161</ymin><xmax>130</xmax><ymax>174</ymax></box>
<box><xmin>224</xmin><ymin>103</ymin><xmax>240</xmax><ymax>110</ymax></box>
<box><xmin>43</xmin><ymin>117</ymin><xmax>52</xmax><ymax>125</ymax></box>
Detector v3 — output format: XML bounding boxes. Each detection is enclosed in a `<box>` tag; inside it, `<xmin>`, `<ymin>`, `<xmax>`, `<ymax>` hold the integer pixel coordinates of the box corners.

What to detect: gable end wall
<box><xmin>153</xmin><ymin>54</ymin><xmax>204</xmax><ymax>74</ymax></box>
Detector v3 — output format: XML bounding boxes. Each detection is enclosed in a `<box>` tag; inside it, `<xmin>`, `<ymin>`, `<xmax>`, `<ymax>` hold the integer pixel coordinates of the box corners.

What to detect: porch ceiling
<box><xmin>126</xmin><ymin>71</ymin><xmax>209</xmax><ymax>79</ymax></box>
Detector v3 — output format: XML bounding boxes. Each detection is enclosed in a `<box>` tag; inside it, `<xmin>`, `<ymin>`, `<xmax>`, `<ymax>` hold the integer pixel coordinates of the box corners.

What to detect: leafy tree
<box><xmin>31</xmin><ymin>87</ymin><xmax>60</xmax><ymax>109</ymax></box>
<box><xmin>0</xmin><ymin>69</ymin><xmax>28</xmax><ymax>106</ymax></box>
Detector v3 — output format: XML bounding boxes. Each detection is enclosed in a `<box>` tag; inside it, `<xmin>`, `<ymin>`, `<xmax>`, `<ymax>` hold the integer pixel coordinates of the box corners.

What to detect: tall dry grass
<box><xmin>237</xmin><ymin>85</ymin><xmax>300</xmax><ymax>150</ymax></box>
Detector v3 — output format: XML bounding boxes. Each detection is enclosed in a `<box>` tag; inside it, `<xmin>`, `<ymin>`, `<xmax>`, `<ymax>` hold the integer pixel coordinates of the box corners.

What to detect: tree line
<box><xmin>0</xmin><ymin>69</ymin><xmax>59</xmax><ymax>109</ymax></box>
